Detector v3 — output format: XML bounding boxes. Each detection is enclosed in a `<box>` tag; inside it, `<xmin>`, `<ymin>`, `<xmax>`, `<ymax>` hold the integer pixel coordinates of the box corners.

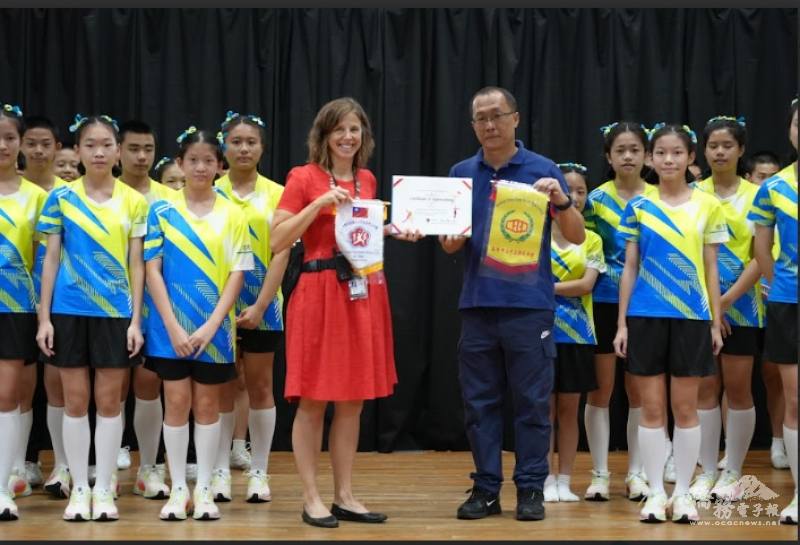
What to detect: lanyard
<box><xmin>328</xmin><ymin>169</ymin><xmax>361</xmax><ymax>199</ymax></box>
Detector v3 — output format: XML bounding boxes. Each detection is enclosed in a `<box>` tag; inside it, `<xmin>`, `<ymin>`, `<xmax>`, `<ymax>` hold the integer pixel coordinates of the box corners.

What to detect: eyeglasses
<box><xmin>471</xmin><ymin>111</ymin><xmax>517</xmax><ymax>127</ymax></box>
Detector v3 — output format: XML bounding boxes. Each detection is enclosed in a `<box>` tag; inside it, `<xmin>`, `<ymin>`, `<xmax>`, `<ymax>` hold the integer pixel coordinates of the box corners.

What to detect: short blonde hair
<box><xmin>307</xmin><ymin>97</ymin><xmax>375</xmax><ymax>171</ymax></box>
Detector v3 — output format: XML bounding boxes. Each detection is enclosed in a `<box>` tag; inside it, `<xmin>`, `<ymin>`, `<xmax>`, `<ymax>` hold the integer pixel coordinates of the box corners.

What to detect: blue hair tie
<box><xmin>1</xmin><ymin>103</ymin><xmax>23</xmax><ymax>117</ymax></box>
<box><xmin>707</xmin><ymin>115</ymin><xmax>746</xmax><ymax>128</ymax></box>
<box><xmin>154</xmin><ymin>156</ymin><xmax>172</xmax><ymax>172</ymax></box>
<box><xmin>68</xmin><ymin>114</ymin><xmax>87</xmax><ymax>133</ymax></box>
<box><xmin>681</xmin><ymin>124</ymin><xmax>698</xmax><ymax>144</ymax></box>
<box><xmin>557</xmin><ymin>162</ymin><xmax>588</xmax><ymax>175</ymax></box>
<box><xmin>645</xmin><ymin>122</ymin><xmax>666</xmax><ymax>141</ymax></box>
<box><xmin>599</xmin><ymin>122</ymin><xmax>618</xmax><ymax>136</ymax></box>
<box><xmin>176</xmin><ymin>126</ymin><xmax>198</xmax><ymax>144</ymax></box>
<box><xmin>99</xmin><ymin>115</ymin><xmax>119</xmax><ymax>132</ymax></box>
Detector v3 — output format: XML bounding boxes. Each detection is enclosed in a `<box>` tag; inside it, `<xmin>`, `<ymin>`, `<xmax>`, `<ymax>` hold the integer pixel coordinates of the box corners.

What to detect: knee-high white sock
<box><xmin>94</xmin><ymin>413</ymin><xmax>123</xmax><ymax>491</ymax></box>
<box><xmin>784</xmin><ymin>425</ymin><xmax>797</xmax><ymax>490</ymax></box>
<box><xmin>0</xmin><ymin>409</ymin><xmax>20</xmax><ymax>494</ymax></box>
<box><xmin>195</xmin><ymin>421</ymin><xmax>221</xmax><ymax>489</ymax></box>
<box><xmin>639</xmin><ymin>426</ymin><xmax>666</xmax><ymax>494</ymax></box>
<box><xmin>214</xmin><ymin>411</ymin><xmax>234</xmax><ymax>470</ymax></box>
<box><xmin>725</xmin><ymin>407</ymin><xmax>755</xmax><ymax>474</ymax></box>
<box><xmin>626</xmin><ymin>408</ymin><xmax>642</xmax><ymax>475</ymax></box>
<box><xmin>163</xmin><ymin>423</ymin><xmax>189</xmax><ymax>490</ymax></box>
<box><xmin>62</xmin><ymin>414</ymin><xmax>90</xmax><ymax>489</ymax></box>
<box><xmin>134</xmin><ymin>397</ymin><xmax>163</xmax><ymax>468</ymax></box>
<box><xmin>584</xmin><ymin>404</ymin><xmax>610</xmax><ymax>473</ymax></box>
<box><xmin>697</xmin><ymin>407</ymin><xmax>721</xmax><ymax>475</ymax></box>
<box><xmin>47</xmin><ymin>405</ymin><xmax>67</xmax><ymax>468</ymax></box>
<box><xmin>15</xmin><ymin>409</ymin><xmax>33</xmax><ymax>472</ymax></box>
<box><xmin>673</xmin><ymin>425</ymin><xmax>701</xmax><ymax>497</ymax></box>
<box><xmin>119</xmin><ymin>401</ymin><xmax>126</xmax><ymax>446</ymax></box>
<box><xmin>248</xmin><ymin>407</ymin><xmax>276</xmax><ymax>473</ymax></box>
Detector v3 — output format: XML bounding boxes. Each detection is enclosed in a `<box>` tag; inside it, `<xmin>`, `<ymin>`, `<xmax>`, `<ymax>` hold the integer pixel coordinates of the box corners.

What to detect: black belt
<box><xmin>301</xmin><ymin>258</ymin><xmax>337</xmax><ymax>273</ymax></box>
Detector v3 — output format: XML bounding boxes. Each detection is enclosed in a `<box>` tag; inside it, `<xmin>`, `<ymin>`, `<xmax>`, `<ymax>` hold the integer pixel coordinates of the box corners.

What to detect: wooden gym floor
<box><xmin>3</xmin><ymin>450</ymin><xmax>797</xmax><ymax>541</ymax></box>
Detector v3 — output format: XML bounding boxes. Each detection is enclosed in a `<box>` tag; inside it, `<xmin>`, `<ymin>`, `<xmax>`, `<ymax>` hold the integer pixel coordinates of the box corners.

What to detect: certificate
<box><xmin>389</xmin><ymin>176</ymin><xmax>473</xmax><ymax>236</ymax></box>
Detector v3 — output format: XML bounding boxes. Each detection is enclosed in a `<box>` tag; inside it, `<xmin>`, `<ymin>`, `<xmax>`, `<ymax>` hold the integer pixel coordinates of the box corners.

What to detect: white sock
<box><xmin>544</xmin><ymin>474</ymin><xmax>556</xmax><ymax>487</ymax></box>
<box><xmin>557</xmin><ymin>473</ymin><xmax>578</xmax><ymax>501</ymax></box>
<box><xmin>626</xmin><ymin>408</ymin><xmax>642</xmax><ymax>475</ymax></box>
<box><xmin>232</xmin><ymin>438</ymin><xmax>246</xmax><ymax>451</ymax></box>
<box><xmin>195</xmin><ymin>421</ymin><xmax>221</xmax><ymax>488</ymax></box>
<box><xmin>63</xmin><ymin>414</ymin><xmax>90</xmax><ymax>488</ymax></box>
<box><xmin>248</xmin><ymin>407</ymin><xmax>276</xmax><ymax>473</ymax></box>
<box><xmin>15</xmin><ymin>409</ymin><xmax>33</xmax><ymax>472</ymax></box>
<box><xmin>134</xmin><ymin>397</ymin><xmax>163</xmax><ymax>468</ymax></box>
<box><xmin>673</xmin><ymin>425</ymin><xmax>701</xmax><ymax>496</ymax></box>
<box><xmin>697</xmin><ymin>407</ymin><xmax>721</xmax><ymax>475</ymax></box>
<box><xmin>584</xmin><ymin>404</ymin><xmax>609</xmax><ymax>473</ymax></box>
<box><xmin>163</xmin><ymin>423</ymin><xmax>189</xmax><ymax>490</ymax></box>
<box><xmin>94</xmin><ymin>413</ymin><xmax>123</xmax><ymax>491</ymax></box>
<box><xmin>639</xmin><ymin>426</ymin><xmax>666</xmax><ymax>495</ymax></box>
<box><xmin>772</xmin><ymin>437</ymin><xmax>786</xmax><ymax>451</ymax></box>
<box><xmin>214</xmin><ymin>411</ymin><xmax>234</xmax><ymax>471</ymax></box>
<box><xmin>47</xmin><ymin>405</ymin><xmax>67</xmax><ymax>468</ymax></box>
<box><xmin>724</xmin><ymin>407</ymin><xmax>755</xmax><ymax>474</ymax></box>
<box><xmin>0</xmin><ymin>409</ymin><xmax>20</xmax><ymax>494</ymax></box>
<box><xmin>784</xmin><ymin>425</ymin><xmax>797</xmax><ymax>490</ymax></box>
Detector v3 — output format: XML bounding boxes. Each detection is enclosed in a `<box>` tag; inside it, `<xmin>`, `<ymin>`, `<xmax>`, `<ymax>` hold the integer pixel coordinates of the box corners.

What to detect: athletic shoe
<box><xmin>160</xmin><ymin>485</ymin><xmax>191</xmax><ymax>521</ymax></box>
<box><xmin>711</xmin><ymin>469</ymin><xmax>743</xmax><ymax>502</ymax></box>
<box><xmin>192</xmin><ymin>486</ymin><xmax>220</xmax><ymax>520</ymax></box>
<box><xmin>639</xmin><ymin>491</ymin><xmax>668</xmax><ymax>522</ymax></box>
<box><xmin>516</xmin><ymin>488</ymin><xmax>545</xmax><ymax>521</ymax></box>
<box><xmin>717</xmin><ymin>453</ymin><xmax>728</xmax><ymax>470</ymax></box>
<box><xmin>663</xmin><ymin>454</ymin><xmax>676</xmax><ymax>484</ymax></box>
<box><xmin>625</xmin><ymin>472</ymin><xmax>650</xmax><ymax>502</ymax></box>
<box><xmin>230</xmin><ymin>442</ymin><xmax>251</xmax><ymax>470</ymax></box>
<box><xmin>771</xmin><ymin>445</ymin><xmax>790</xmax><ymax>470</ymax></box>
<box><xmin>0</xmin><ymin>489</ymin><xmax>18</xmax><ymax>521</ymax></box>
<box><xmin>584</xmin><ymin>470</ymin><xmax>610</xmax><ymax>501</ymax></box>
<box><xmin>44</xmin><ymin>464</ymin><xmax>71</xmax><ymax>499</ymax></box>
<box><xmin>117</xmin><ymin>446</ymin><xmax>131</xmax><ymax>470</ymax></box>
<box><xmin>210</xmin><ymin>468</ymin><xmax>232</xmax><ymax>502</ymax></box>
<box><xmin>156</xmin><ymin>463</ymin><xmax>167</xmax><ymax>480</ymax></box>
<box><xmin>25</xmin><ymin>461</ymin><xmax>43</xmax><ymax>487</ymax></box>
<box><xmin>63</xmin><ymin>486</ymin><xmax>92</xmax><ymax>522</ymax></box>
<box><xmin>245</xmin><ymin>470</ymin><xmax>271</xmax><ymax>503</ymax></box>
<box><xmin>689</xmin><ymin>472</ymin><xmax>716</xmax><ymax>501</ymax></box>
<box><xmin>8</xmin><ymin>470</ymin><xmax>31</xmax><ymax>498</ymax></box>
<box><xmin>134</xmin><ymin>465</ymin><xmax>170</xmax><ymax>499</ymax></box>
<box><xmin>669</xmin><ymin>493</ymin><xmax>699</xmax><ymax>523</ymax></box>
<box><xmin>91</xmin><ymin>487</ymin><xmax>119</xmax><ymax>521</ymax></box>
<box><xmin>543</xmin><ymin>476</ymin><xmax>559</xmax><ymax>503</ymax></box>
<box><xmin>779</xmin><ymin>493</ymin><xmax>797</xmax><ymax>525</ymax></box>
<box><xmin>186</xmin><ymin>463</ymin><xmax>198</xmax><ymax>483</ymax></box>
<box><xmin>456</xmin><ymin>486</ymin><xmax>501</xmax><ymax>519</ymax></box>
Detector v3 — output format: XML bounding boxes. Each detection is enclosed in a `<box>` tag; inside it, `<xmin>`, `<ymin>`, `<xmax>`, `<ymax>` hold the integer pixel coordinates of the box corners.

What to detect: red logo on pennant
<box><xmin>350</xmin><ymin>227</ymin><xmax>370</xmax><ymax>247</ymax></box>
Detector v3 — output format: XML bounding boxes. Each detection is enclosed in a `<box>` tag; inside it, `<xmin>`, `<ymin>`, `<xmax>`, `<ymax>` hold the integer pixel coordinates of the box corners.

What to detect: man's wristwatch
<box><xmin>553</xmin><ymin>194</ymin><xmax>573</xmax><ymax>211</ymax></box>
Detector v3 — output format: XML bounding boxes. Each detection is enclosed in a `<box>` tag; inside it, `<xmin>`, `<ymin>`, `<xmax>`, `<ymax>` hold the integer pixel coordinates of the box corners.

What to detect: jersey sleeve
<box><xmin>585</xmin><ymin>232</ymin><xmax>607</xmax><ymax>273</ymax></box>
<box><xmin>130</xmin><ymin>193</ymin><xmax>149</xmax><ymax>238</ymax></box>
<box><xmin>276</xmin><ymin>167</ymin><xmax>309</xmax><ymax>214</ymax></box>
<box><xmin>143</xmin><ymin>206</ymin><xmax>165</xmax><ymax>262</ymax></box>
<box><xmin>36</xmin><ymin>190</ymin><xmax>63</xmax><ymax>234</ymax></box>
<box><xmin>747</xmin><ymin>182</ymin><xmax>776</xmax><ymax>227</ymax></box>
<box><xmin>617</xmin><ymin>200</ymin><xmax>640</xmax><ymax>242</ymax></box>
<box><xmin>582</xmin><ymin>197</ymin><xmax>597</xmax><ymax>231</ymax></box>
<box><xmin>704</xmin><ymin>200</ymin><xmax>730</xmax><ymax>244</ymax></box>
<box><xmin>231</xmin><ymin>214</ymin><xmax>255</xmax><ymax>272</ymax></box>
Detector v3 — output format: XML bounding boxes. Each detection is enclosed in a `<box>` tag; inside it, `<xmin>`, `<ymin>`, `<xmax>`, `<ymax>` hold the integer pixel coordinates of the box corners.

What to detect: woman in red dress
<box><xmin>271</xmin><ymin>97</ymin><xmax>420</xmax><ymax>528</ymax></box>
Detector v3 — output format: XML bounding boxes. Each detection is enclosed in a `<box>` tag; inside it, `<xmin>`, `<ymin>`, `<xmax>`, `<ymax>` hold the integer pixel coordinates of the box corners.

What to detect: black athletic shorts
<box><xmin>626</xmin><ymin>317</ymin><xmax>716</xmax><ymax>377</ymax></box>
<box><xmin>238</xmin><ymin>329</ymin><xmax>283</xmax><ymax>354</ymax></box>
<box><xmin>720</xmin><ymin>326</ymin><xmax>762</xmax><ymax>357</ymax></box>
<box><xmin>553</xmin><ymin>343</ymin><xmax>598</xmax><ymax>393</ymax></box>
<box><xmin>0</xmin><ymin>312</ymin><xmax>38</xmax><ymax>361</ymax></box>
<box><xmin>593</xmin><ymin>302</ymin><xmax>619</xmax><ymax>355</ymax></box>
<box><xmin>764</xmin><ymin>302</ymin><xmax>798</xmax><ymax>364</ymax></box>
<box><xmin>48</xmin><ymin>314</ymin><xmax>142</xmax><ymax>368</ymax></box>
<box><xmin>144</xmin><ymin>357</ymin><xmax>237</xmax><ymax>385</ymax></box>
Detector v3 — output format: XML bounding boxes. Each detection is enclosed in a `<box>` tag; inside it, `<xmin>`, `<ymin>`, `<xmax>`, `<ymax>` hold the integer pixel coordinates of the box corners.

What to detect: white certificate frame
<box><xmin>389</xmin><ymin>176</ymin><xmax>473</xmax><ymax>236</ymax></box>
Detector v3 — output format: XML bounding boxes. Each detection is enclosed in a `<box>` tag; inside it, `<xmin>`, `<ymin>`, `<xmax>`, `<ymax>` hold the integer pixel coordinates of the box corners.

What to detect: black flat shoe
<box><xmin>302</xmin><ymin>509</ymin><xmax>339</xmax><ymax>528</ymax></box>
<box><xmin>331</xmin><ymin>503</ymin><xmax>388</xmax><ymax>523</ymax></box>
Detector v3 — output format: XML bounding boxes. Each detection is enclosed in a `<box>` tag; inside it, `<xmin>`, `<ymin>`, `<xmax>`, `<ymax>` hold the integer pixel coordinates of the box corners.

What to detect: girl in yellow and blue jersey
<box><xmin>213</xmin><ymin>112</ymin><xmax>289</xmax><ymax>504</ymax></box>
<box><xmin>36</xmin><ymin>115</ymin><xmax>148</xmax><ymax>522</ymax></box>
<box><xmin>143</xmin><ymin>127</ymin><xmax>252</xmax><ymax>522</ymax></box>
<box><xmin>614</xmin><ymin>123</ymin><xmax>728</xmax><ymax>524</ymax></box>
<box><xmin>544</xmin><ymin>163</ymin><xmax>605</xmax><ymax>504</ymax></box>
<box><xmin>749</xmin><ymin>98</ymin><xmax>798</xmax><ymax>525</ymax></box>
<box><xmin>689</xmin><ymin>116</ymin><xmax>763</xmax><ymax>503</ymax></box>
<box><xmin>582</xmin><ymin>122</ymin><xmax>657</xmax><ymax>502</ymax></box>
<box><xmin>0</xmin><ymin>103</ymin><xmax>48</xmax><ymax>522</ymax></box>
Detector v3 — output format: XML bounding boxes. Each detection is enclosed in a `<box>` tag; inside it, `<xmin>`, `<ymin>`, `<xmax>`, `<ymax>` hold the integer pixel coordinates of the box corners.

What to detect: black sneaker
<box><xmin>456</xmin><ymin>487</ymin><xmax>502</xmax><ymax>520</ymax></box>
<box><xmin>516</xmin><ymin>488</ymin><xmax>545</xmax><ymax>521</ymax></box>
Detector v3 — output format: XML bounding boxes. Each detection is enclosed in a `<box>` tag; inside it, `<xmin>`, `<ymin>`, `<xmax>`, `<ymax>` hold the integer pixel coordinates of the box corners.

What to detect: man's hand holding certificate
<box><xmin>389</xmin><ymin>176</ymin><xmax>473</xmax><ymax>236</ymax></box>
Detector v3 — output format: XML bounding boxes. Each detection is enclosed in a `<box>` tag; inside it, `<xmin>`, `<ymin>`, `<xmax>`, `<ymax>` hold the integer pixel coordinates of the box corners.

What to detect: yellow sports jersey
<box><xmin>619</xmin><ymin>188</ymin><xmax>729</xmax><ymax>320</ymax></box>
<box><xmin>143</xmin><ymin>193</ymin><xmax>254</xmax><ymax>364</ymax></box>
<box><xmin>33</xmin><ymin>176</ymin><xmax>71</xmax><ymax>296</ymax></box>
<box><xmin>583</xmin><ymin>180</ymin><xmax>659</xmax><ymax>303</ymax></box>
<box><xmin>142</xmin><ymin>178</ymin><xmax>177</xmax><ymax>207</ymax></box>
<box><xmin>215</xmin><ymin>174</ymin><xmax>285</xmax><ymax>331</ymax></box>
<box><xmin>694</xmin><ymin>177</ymin><xmax>763</xmax><ymax>327</ymax></box>
<box><xmin>37</xmin><ymin>178</ymin><xmax>148</xmax><ymax>318</ymax></box>
<box><xmin>748</xmin><ymin>164</ymin><xmax>798</xmax><ymax>304</ymax></box>
<box><xmin>0</xmin><ymin>178</ymin><xmax>47</xmax><ymax>313</ymax></box>
<box><xmin>551</xmin><ymin>230</ymin><xmax>606</xmax><ymax>344</ymax></box>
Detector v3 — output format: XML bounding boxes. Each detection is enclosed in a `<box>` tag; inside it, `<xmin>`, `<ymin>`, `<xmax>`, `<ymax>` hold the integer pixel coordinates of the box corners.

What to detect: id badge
<box><xmin>347</xmin><ymin>276</ymin><xmax>369</xmax><ymax>301</ymax></box>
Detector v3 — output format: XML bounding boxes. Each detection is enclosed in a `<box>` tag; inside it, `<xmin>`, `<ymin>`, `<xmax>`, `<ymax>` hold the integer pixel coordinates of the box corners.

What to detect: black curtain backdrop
<box><xmin>3</xmin><ymin>8</ymin><xmax>797</xmax><ymax>454</ymax></box>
